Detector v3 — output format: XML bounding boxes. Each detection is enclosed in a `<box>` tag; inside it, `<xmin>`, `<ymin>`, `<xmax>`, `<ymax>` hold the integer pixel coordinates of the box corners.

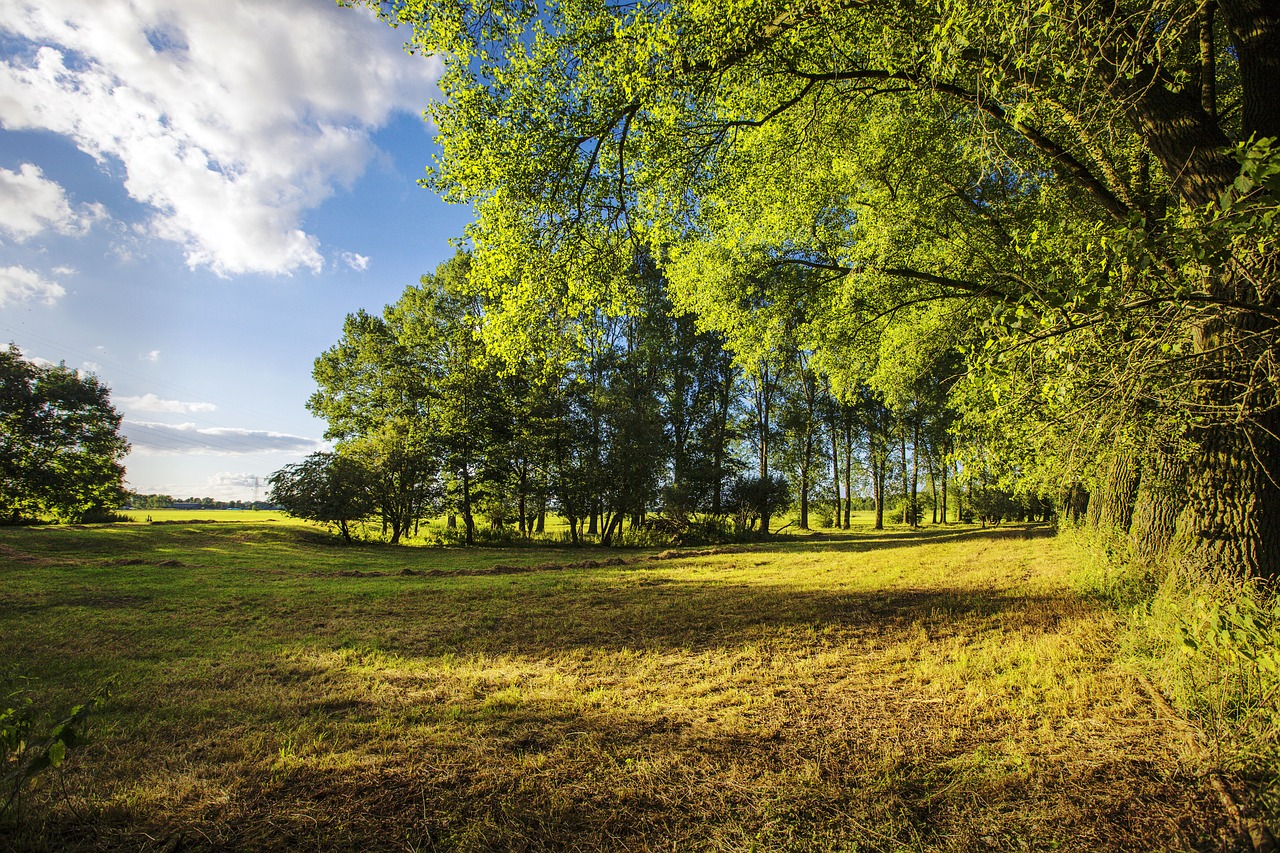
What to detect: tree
<box><xmin>396</xmin><ymin>253</ymin><xmax>513</xmax><ymax>545</ymax></box>
<box><xmin>361</xmin><ymin>0</ymin><xmax>1280</xmax><ymax>578</ymax></box>
<box><xmin>268</xmin><ymin>452</ymin><xmax>375</xmax><ymax>543</ymax></box>
<box><xmin>726</xmin><ymin>473</ymin><xmax>792</xmax><ymax>537</ymax></box>
<box><xmin>309</xmin><ymin>306</ymin><xmax>440</xmax><ymax>544</ymax></box>
<box><xmin>309</xmin><ymin>250</ymin><xmax>520</xmax><ymax>545</ymax></box>
<box><xmin>777</xmin><ymin>349</ymin><xmax>824</xmax><ymax>530</ymax></box>
<box><xmin>0</xmin><ymin>345</ymin><xmax>128</xmax><ymax>523</ymax></box>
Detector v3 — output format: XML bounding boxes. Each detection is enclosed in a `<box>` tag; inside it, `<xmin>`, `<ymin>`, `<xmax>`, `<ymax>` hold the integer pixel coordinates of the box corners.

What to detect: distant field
<box><xmin>121</xmin><ymin>508</ymin><xmax>296</xmax><ymax>524</ymax></box>
<box><xmin>0</xmin><ymin>519</ymin><xmax>1230</xmax><ymax>851</ymax></box>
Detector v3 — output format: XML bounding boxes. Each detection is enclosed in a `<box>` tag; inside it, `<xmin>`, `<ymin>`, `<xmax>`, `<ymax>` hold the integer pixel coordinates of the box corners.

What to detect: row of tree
<box><xmin>275</xmin><ymin>252</ymin><xmax>1004</xmax><ymax>544</ymax></box>
<box><xmin>124</xmin><ymin>493</ymin><xmax>272</xmax><ymax>510</ymax></box>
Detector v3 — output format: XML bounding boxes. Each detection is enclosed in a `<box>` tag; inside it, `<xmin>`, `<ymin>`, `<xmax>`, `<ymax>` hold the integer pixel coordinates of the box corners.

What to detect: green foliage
<box><xmin>0</xmin><ymin>345</ymin><xmax>129</xmax><ymax>524</ymax></box>
<box><xmin>886</xmin><ymin>497</ymin><xmax>923</xmax><ymax>527</ymax></box>
<box><xmin>2</xmin><ymin>672</ymin><xmax>111</xmax><ymax>822</ymax></box>
<box><xmin>269</xmin><ymin>452</ymin><xmax>376</xmax><ymax>543</ymax></box>
<box><xmin>355</xmin><ymin>0</ymin><xmax>1280</xmax><ymax>577</ymax></box>
<box><xmin>1176</xmin><ymin>591</ymin><xmax>1280</xmax><ymax>752</ymax></box>
<box><xmin>966</xmin><ymin>485</ymin><xmax>1016</xmax><ymax>526</ymax></box>
<box><xmin>1133</xmin><ymin>576</ymin><xmax>1280</xmax><ymax>823</ymax></box>
<box><xmin>726</xmin><ymin>473</ymin><xmax>791</xmax><ymax>537</ymax></box>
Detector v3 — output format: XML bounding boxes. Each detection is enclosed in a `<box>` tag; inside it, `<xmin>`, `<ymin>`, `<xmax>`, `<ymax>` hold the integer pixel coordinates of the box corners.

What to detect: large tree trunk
<box><xmin>1130</xmin><ymin>443</ymin><xmax>1186</xmax><ymax>561</ymax></box>
<box><xmin>461</xmin><ymin>468</ymin><xmax>475</xmax><ymax>546</ymax></box>
<box><xmin>1180</xmin><ymin>411</ymin><xmax>1280</xmax><ymax>578</ymax></box>
<box><xmin>1062</xmin><ymin>482</ymin><xmax>1088</xmax><ymax>526</ymax></box>
<box><xmin>1092</xmin><ymin>448</ymin><xmax>1140</xmax><ymax>534</ymax></box>
<box><xmin>830</xmin><ymin>418</ymin><xmax>841</xmax><ymax>528</ymax></box>
<box><xmin>843</xmin><ymin>418</ymin><xmax>854</xmax><ymax>528</ymax></box>
<box><xmin>872</xmin><ymin>451</ymin><xmax>885</xmax><ymax>530</ymax></box>
<box><xmin>910</xmin><ymin>418</ymin><xmax>920</xmax><ymax>528</ymax></box>
<box><xmin>899</xmin><ymin>427</ymin><xmax>909</xmax><ymax>526</ymax></box>
<box><xmin>940</xmin><ymin>436</ymin><xmax>949</xmax><ymax>524</ymax></box>
<box><xmin>799</xmin><ymin>471</ymin><xmax>809</xmax><ymax>529</ymax></box>
<box><xmin>518</xmin><ymin>463</ymin><xmax>529</xmax><ymax>537</ymax></box>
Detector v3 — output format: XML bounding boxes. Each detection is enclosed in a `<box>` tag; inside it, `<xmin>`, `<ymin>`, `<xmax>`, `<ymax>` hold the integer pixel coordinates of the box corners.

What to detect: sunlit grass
<box><xmin>0</xmin><ymin>520</ymin><xmax>1230</xmax><ymax>850</ymax></box>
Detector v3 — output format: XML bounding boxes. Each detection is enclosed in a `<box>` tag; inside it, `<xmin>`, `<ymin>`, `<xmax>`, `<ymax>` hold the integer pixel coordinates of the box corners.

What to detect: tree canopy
<box><xmin>357</xmin><ymin>0</ymin><xmax>1280</xmax><ymax>578</ymax></box>
<box><xmin>0</xmin><ymin>345</ymin><xmax>129</xmax><ymax>523</ymax></box>
<box><xmin>268</xmin><ymin>452</ymin><xmax>375</xmax><ymax>543</ymax></box>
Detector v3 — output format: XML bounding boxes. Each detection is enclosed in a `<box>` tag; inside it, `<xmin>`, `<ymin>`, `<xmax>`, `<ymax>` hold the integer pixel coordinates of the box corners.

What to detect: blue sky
<box><xmin>0</xmin><ymin>0</ymin><xmax>473</xmax><ymax>500</ymax></box>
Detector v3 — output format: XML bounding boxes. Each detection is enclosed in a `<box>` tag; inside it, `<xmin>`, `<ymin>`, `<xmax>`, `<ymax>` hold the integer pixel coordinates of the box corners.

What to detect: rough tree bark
<box><xmin>1130</xmin><ymin>442</ymin><xmax>1187</xmax><ymax>561</ymax></box>
<box><xmin>1092</xmin><ymin>448</ymin><xmax>1140</xmax><ymax>534</ymax></box>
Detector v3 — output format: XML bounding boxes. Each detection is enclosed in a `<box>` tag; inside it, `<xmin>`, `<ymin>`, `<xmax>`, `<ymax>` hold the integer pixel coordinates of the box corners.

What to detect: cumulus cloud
<box><xmin>340</xmin><ymin>251</ymin><xmax>370</xmax><ymax>272</ymax></box>
<box><xmin>118</xmin><ymin>393</ymin><xmax>216</xmax><ymax>414</ymax></box>
<box><xmin>140</xmin><ymin>350</ymin><xmax>160</xmax><ymax>362</ymax></box>
<box><xmin>209</xmin><ymin>472</ymin><xmax>264</xmax><ymax>489</ymax></box>
<box><xmin>0</xmin><ymin>264</ymin><xmax>65</xmax><ymax>306</ymax></box>
<box><xmin>0</xmin><ymin>0</ymin><xmax>441</xmax><ymax>276</ymax></box>
<box><xmin>0</xmin><ymin>163</ymin><xmax>106</xmax><ymax>241</ymax></box>
<box><xmin>123</xmin><ymin>419</ymin><xmax>326</xmax><ymax>455</ymax></box>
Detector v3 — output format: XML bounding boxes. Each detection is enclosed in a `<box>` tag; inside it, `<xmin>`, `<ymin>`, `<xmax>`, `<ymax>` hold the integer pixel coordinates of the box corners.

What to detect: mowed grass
<box><xmin>0</xmin><ymin>519</ymin><xmax>1229</xmax><ymax>851</ymax></box>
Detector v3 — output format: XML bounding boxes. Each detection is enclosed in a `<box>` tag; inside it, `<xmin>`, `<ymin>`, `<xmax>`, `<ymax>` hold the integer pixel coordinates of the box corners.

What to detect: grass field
<box><xmin>0</xmin><ymin>517</ymin><xmax>1238</xmax><ymax>851</ymax></box>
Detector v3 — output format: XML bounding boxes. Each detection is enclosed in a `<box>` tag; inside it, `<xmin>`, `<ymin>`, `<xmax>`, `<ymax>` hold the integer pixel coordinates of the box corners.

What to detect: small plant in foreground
<box><xmin>1175</xmin><ymin>589</ymin><xmax>1280</xmax><ymax>757</ymax></box>
<box><xmin>2</xmin><ymin>672</ymin><xmax>112</xmax><ymax>823</ymax></box>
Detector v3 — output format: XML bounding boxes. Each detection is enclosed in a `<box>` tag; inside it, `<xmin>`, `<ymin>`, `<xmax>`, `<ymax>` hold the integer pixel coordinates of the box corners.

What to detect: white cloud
<box><xmin>140</xmin><ymin>349</ymin><xmax>160</xmax><ymax>362</ymax></box>
<box><xmin>0</xmin><ymin>264</ymin><xmax>65</xmax><ymax>306</ymax></box>
<box><xmin>123</xmin><ymin>419</ymin><xmax>326</xmax><ymax>455</ymax></box>
<box><xmin>209</xmin><ymin>472</ymin><xmax>264</xmax><ymax>489</ymax></box>
<box><xmin>0</xmin><ymin>163</ymin><xmax>106</xmax><ymax>241</ymax></box>
<box><xmin>80</xmin><ymin>360</ymin><xmax>101</xmax><ymax>374</ymax></box>
<box><xmin>118</xmin><ymin>392</ymin><xmax>216</xmax><ymax>414</ymax></box>
<box><xmin>340</xmin><ymin>251</ymin><xmax>370</xmax><ymax>272</ymax></box>
<box><xmin>0</xmin><ymin>0</ymin><xmax>442</xmax><ymax>276</ymax></box>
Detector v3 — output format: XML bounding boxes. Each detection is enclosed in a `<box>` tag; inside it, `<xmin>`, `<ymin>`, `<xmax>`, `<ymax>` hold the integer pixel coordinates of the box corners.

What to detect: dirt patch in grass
<box><xmin>0</xmin><ymin>542</ymin><xmax>41</xmax><ymax>563</ymax></box>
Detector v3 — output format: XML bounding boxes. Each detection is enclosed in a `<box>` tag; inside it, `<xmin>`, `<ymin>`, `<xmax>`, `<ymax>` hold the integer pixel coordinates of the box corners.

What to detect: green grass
<box><xmin>0</xmin><ymin>519</ymin><xmax>1235</xmax><ymax>851</ymax></box>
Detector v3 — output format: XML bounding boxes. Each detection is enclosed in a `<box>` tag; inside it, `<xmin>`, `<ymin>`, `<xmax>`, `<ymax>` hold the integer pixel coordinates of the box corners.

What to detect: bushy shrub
<box><xmin>77</xmin><ymin>509</ymin><xmax>131</xmax><ymax>524</ymax></box>
<box><xmin>726</xmin><ymin>474</ymin><xmax>791</xmax><ymax>537</ymax></box>
<box><xmin>887</xmin><ymin>498</ymin><xmax>923</xmax><ymax>526</ymax></box>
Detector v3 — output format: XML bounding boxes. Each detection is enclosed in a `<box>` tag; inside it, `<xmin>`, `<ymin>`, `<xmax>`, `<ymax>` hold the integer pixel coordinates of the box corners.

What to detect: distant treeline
<box><xmin>124</xmin><ymin>492</ymin><xmax>276</xmax><ymax>510</ymax></box>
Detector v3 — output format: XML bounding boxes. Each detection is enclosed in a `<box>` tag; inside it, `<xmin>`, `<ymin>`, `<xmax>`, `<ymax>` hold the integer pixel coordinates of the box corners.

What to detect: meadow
<box><xmin>0</xmin><ymin>515</ymin><xmax>1241</xmax><ymax>851</ymax></box>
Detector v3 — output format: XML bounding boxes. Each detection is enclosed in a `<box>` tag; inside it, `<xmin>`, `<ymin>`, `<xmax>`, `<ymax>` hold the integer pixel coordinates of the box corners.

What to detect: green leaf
<box><xmin>47</xmin><ymin>739</ymin><xmax>66</xmax><ymax>768</ymax></box>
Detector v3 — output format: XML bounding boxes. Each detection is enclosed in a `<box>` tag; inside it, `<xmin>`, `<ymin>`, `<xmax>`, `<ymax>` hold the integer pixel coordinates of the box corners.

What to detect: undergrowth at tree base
<box><xmin>1065</xmin><ymin>527</ymin><xmax>1280</xmax><ymax>836</ymax></box>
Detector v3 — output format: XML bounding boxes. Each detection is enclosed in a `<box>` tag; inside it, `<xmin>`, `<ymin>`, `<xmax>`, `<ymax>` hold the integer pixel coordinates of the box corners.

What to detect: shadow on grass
<box><xmin>372</xmin><ymin>579</ymin><xmax>1089</xmax><ymax>659</ymax></box>
<box><xmin>129</xmin><ymin>577</ymin><xmax>1211</xmax><ymax>852</ymax></box>
<box><xmin>755</xmin><ymin>522</ymin><xmax>1056</xmax><ymax>554</ymax></box>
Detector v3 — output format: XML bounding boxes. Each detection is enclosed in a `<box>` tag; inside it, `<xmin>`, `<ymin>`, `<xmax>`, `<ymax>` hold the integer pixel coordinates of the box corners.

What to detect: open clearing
<box><xmin>0</xmin><ymin>520</ymin><xmax>1232</xmax><ymax>851</ymax></box>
